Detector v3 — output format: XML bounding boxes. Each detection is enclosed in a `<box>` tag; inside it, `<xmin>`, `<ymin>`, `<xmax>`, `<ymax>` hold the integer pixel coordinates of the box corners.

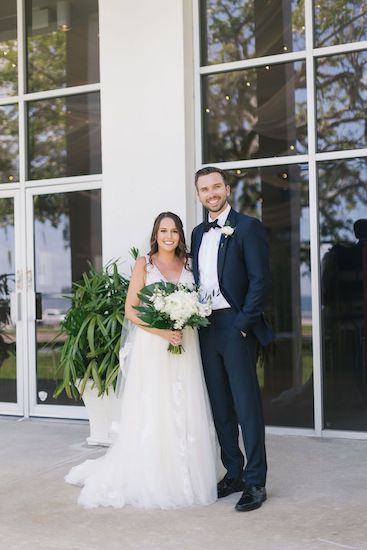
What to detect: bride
<box><xmin>65</xmin><ymin>212</ymin><xmax>218</xmax><ymax>508</ymax></box>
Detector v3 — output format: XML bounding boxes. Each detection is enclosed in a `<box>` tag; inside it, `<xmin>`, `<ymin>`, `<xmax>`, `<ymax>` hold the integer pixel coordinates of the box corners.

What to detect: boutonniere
<box><xmin>221</xmin><ymin>221</ymin><xmax>236</xmax><ymax>238</ymax></box>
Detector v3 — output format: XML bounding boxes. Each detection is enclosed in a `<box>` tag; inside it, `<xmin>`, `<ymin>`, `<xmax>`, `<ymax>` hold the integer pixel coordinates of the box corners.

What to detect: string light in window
<box><xmin>57</xmin><ymin>1</ymin><xmax>72</xmax><ymax>32</ymax></box>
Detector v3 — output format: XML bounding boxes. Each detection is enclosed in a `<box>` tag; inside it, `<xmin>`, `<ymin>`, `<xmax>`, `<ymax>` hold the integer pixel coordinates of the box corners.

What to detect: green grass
<box><xmin>0</xmin><ymin>350</ymin><xmax>62</xmax><ymax>381</ymax></box>
<box><xmin>1</xmin><ymin>330</ymin><xmax>315</xmax><ymax>392</ymax></box>
<box><xmin>0</xmin><ymin>356</ymin><xmax>16</xmax><ymax>380</ymax></box>
<box><xmin>256</xmin><ymin>345</ymin><xmax>313</xmax><ymax>389</ymax></box>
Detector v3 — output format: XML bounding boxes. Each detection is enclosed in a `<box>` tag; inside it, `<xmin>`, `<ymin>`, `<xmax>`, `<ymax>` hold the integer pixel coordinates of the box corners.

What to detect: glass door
<box><xmin>0</xmin><ymin>192</ymin><xmax>23</xmax><ymax>415</ymax></box>
<box><xmin>0</xmin><ymin>0</ymin><xmax>102</xmax><ymax>418</ymax></box>
<box><xmin>26</xmin><ymin>183</ymin><xmax>102</xmax><ymax>418</ymax></box>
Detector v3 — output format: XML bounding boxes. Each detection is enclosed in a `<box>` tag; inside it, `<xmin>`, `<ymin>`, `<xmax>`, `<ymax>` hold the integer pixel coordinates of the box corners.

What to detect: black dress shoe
<box><xmin>217</xmin><ymin>474</ymin><xmax>246</xmax><ymax>498</ymax></box>
<box><xmin>235</xmin><ymin>485</ymin><xmax>267</xmax><ymax>512</ymax></box>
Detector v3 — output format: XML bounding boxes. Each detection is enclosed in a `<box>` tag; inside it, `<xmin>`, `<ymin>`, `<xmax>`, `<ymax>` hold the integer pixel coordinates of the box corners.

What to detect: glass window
<box><xmin>314</xmin><ymin>2</ymin><xmax>367</xmax><ymax>48</ymax></box>
<box><xmin>202</xmin><ymin>61</ymin><xmax>307</xmax><ymax>162</ymax></box>
<box><xmin>226</xmin><ymin>163</ymin><xmax>313</xmax><ymax>428</ymax></box>
<box><xmin>316</xmin><ymin>50</ymin><xmax>367</xmax><ymax>153</ymax></box>
<box><xmin>319</xmin><ymin>158</ymin><xmax>367</xmax><ymax>431</ymax></box>
<box><xmin>0</xmin><ymin>0</ymin><xmax>17</xmax><ymax>98</ymax></box>
<box><xmin>0</xmin><ymin>198</ymin><xmax>16</xmax><ymax>403</ymax></box>
<box><xmin>200</xmin><ymin>0</ymin><xmax>305</xmax><ymax>66</ymax></box>
<box><xmin>0</xmin><ymin>104</ymin><xmax>19</xmax><ymax>184</ymax></box>
<box><xmin>33</xmin><ymin>189</ymin><xmax>102</xmax><ymax>406</ymax></box>
<box><xmin>28</xmin><ymin>92</ymin><xmax>101</xmax><ymax>180</ymax></box>
<box><xmin>26</xmin><ymin>0</ymin><xmax>99</xmax><ymax>93</ymax></box>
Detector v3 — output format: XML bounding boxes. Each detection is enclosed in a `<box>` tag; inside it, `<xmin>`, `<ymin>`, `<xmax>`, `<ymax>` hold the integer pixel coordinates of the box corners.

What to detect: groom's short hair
<box><xmin>195</xmin><ymin>166</ymin><xmax>228</xmax><ymax>188</ymax></box>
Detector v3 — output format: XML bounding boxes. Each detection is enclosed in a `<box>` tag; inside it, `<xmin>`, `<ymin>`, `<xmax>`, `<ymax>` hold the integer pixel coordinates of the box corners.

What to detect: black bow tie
<box><xmin>203</xmin><ymin>219</ymin><xmax>220</xmax><ymax>232</ymax></box>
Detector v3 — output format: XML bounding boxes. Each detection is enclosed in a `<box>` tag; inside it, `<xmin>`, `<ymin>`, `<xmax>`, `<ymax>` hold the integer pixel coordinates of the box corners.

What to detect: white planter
<box><xmin>80</xmin><ymin>380</ymin><xmax>118</xmax><ymax>446</ymax></box>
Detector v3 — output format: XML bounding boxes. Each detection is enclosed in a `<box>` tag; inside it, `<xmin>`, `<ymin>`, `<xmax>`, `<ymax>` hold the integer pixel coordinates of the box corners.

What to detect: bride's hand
<box><xmin>161</xmin><ymin>330</ymin><xmax>183</xmax><ymax>346</ymax></box>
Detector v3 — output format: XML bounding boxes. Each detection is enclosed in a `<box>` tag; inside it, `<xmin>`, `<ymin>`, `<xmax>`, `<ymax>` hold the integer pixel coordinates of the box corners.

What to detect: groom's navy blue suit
<box><xmin>191</xmin><ymin>207</ymin><xmax>273</xmax><ymax>487</ymax></box>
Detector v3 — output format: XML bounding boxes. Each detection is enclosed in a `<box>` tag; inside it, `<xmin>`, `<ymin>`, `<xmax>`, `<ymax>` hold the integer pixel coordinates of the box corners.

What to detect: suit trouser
<box><xmin>199</xmin><ymin>308</ymin><xmax>267</xmax><ymax>487</ymax></box>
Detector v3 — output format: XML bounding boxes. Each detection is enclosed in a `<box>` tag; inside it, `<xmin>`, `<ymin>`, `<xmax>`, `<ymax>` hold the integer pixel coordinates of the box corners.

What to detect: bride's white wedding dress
<box><xmin>65</xmin><ymin>259</ymin><xmax>217</xmax><ymax>509</ymax></box>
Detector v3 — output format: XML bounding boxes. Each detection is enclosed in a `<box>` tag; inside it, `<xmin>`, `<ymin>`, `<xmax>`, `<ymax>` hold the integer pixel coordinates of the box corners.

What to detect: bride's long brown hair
<box><xmin>148</xmin><ymin>212</ymin><xmax>189</xmax><ymax>267</ymax></box>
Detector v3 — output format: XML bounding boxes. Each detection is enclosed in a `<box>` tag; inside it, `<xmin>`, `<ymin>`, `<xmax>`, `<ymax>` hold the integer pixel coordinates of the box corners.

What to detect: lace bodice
<box><xmin>145</xmin><ymin>256</ymin><xmax>194</xmax><ymax>286</ymax></box>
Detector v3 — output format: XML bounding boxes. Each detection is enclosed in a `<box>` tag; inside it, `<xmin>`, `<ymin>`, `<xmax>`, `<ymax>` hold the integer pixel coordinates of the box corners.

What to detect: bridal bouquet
<box><xmin>134</xmin><ymin>282</ymin><xmax>212</xmax><ymax>354</ymax></box>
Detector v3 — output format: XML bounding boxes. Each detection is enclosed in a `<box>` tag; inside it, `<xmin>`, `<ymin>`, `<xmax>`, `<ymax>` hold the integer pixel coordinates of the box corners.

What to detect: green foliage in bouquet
<box><xmin>135</xmin><ymin>282</ymin><xmax>212</xmax><ymax>354</ymax></box>
<box><xmin>135</xmin><ymin>282</ymin><xmax>177</xmax><ymax>329</ymax></box>
<box><xmin>54</xmin><ymin>261</ymin><xmax>130</xmax><ymax>400</ymax></box>
<box><xmin>135</xmin><ymin>282</ymin><xmax>210</xmax><ymax>329</ymax></box>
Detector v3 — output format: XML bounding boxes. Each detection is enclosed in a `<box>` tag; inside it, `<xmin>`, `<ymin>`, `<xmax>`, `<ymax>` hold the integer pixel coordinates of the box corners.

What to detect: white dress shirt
<box><xmin>198</xmin><ymin>204</ymin><xmax>231</xmax><ymax>310</ymax></box>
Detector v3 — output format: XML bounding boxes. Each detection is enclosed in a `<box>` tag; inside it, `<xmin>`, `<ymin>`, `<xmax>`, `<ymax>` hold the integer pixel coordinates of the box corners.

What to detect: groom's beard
<box><xmin>205</xmin><ymin>197</ymin><xmax>229</xmax><ymax>214</ymax></box>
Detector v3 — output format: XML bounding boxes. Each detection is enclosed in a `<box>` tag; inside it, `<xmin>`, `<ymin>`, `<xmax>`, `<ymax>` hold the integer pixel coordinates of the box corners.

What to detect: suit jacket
<box><xmin>191</xmin><ymin>208</ymin><xmax>274</xmax><ymax>346</ymax></box>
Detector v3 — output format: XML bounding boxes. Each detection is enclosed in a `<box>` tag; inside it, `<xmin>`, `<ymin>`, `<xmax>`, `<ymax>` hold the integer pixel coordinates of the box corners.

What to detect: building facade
<box><xmin>0</xmin><ymin>0</ymin><xmax>366</xmax><ymax>439</ymax></box>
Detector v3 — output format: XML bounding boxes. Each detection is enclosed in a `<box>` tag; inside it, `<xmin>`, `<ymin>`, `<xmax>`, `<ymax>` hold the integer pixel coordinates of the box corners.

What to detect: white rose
<box><xmin>222</xmin><ymin>225</ymin><xmax>235</xmax><ymax>237</ymax></box>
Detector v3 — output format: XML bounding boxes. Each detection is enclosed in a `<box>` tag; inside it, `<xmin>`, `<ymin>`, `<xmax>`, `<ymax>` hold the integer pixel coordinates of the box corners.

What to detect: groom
<box><xmin>191</xmin><ymin>166</ymin><xmax>273</xmax><ymax>512</ymax></box>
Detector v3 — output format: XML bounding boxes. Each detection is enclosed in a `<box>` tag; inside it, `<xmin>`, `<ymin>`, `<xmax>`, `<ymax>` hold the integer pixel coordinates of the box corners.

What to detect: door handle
<box><xmin>16</xmin><ymin>270</ymin><xmax>23</xmax><ymax>290</ymax></box>
<box><xmin>10</xmin><ymin>292</ymin><xmax>21</xmax><ymax>323</ymax></box>
<box><xmin>35</xmin><ymin>292</ymin><xmax>43</xmax><ymax>321</ymax></box>
<box><xmin>27</xmin><ymin>269</ymin><xmax>32</xmax><ymax>290</ymax></box>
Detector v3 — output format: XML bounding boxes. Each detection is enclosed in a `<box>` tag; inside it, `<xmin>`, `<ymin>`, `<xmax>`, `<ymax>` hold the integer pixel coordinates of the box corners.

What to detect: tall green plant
<box><xmin>54</xmin><ymin>261</ymin><xmax>130</xmax><ymax>399</ymax></box>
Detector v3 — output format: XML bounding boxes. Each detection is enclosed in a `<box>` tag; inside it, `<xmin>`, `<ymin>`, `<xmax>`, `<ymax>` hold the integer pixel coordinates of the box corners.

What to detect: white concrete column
<box><xmin>99</xmin><ymin>0</ymin><xmax>195</xmax><ymax>267</ymax></box>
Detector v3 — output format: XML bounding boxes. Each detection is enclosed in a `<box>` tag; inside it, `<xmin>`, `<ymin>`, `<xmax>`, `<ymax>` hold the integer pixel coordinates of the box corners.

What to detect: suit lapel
<box><xmin>217</xmin><ymin>208</ymin><xmax>237</xmax><ymax>281</ymax></box>
<box><xmin>192</xmin><ymin>225</ymin><xmax>205</xmax><ymax>284</ymax></box>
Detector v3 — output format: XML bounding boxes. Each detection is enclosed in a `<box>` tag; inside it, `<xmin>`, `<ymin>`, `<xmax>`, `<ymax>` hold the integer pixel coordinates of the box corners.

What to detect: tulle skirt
<box><xmin>65</xmin><ymin>327</ymin><xmax>218</xmax><ymax>509</ymax></box>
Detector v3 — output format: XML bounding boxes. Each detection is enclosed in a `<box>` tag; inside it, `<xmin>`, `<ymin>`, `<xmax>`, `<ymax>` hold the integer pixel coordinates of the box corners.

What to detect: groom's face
<box><xmin>196</xmin><ymin>172</ymin><xmax>230</xmax><ymax>216</ymax></box>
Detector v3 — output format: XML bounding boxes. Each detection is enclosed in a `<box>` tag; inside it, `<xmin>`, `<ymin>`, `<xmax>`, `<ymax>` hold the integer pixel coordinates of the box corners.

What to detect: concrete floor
<box><xmin>1</xmin><ymin>417</ymin><xmax>367</xmax><ymax>550</ymax></box>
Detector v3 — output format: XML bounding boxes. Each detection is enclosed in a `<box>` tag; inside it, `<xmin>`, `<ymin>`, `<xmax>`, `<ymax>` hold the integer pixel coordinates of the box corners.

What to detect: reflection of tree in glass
<box><xmin>203</xmin><ymin>61</ymin><xmax>307</xmax><ymax>162</ymax></box>
<box><xmin>203</xmin><ymin>0</ymin><xmax>256</xmax><ymax>64</ymax></box>
<box><xmin>0</xmin><ymin>15</ymin><xmax>18</xmax><ymax>184</ymax></box>
<box><xmin>26</xmin><ymin>0</ymin><xmax>100</xmax><ymax>93</ymax></box>
<box><xmin>226</xmin><ymin>164</ymin><xmax>312</xmax><ymax>289</ymax></box>
<box><xmin>204</xmin><ymin>69</ymin><xmax>257</xmax><ymax>161</ymax></box>
<box><xmin>202</xmin><ymin>0</ymin><xmax>305</xmax><ymax>65</ymax></box>
<box><xmin>316</xmin><ymin>51</ymin><xmax>367</xmax><ymax>152</ymax></box>
<box><xmin>34</xmin><ymin>193</ymin><xmax>68</xmax><ymax>228</ymax></box>
<box><xmin>33</xmin><ymin>190</ymin><xmax>102</xmax><ymax>284</ymax></box>
<box><xmin>314</xmin><ymin>2</ymin><xmax>367</xmax><ymax>48</ymax></box>
<box><xmin>226</xmin><ymin>169</ymin><xmax>262</xmax><ymax>218</ymax></box>
<box><xmin>0</xmin><ymin>39</ymin><xmax>17</xmax><ymax>97</ymax></box>
<box><xmin>27</xmin><ymin>32</ymin><xmax>66</xmax><ymax>92</ymax></box>
<box><xmin>34</xmin><ymin>194</ymin><xmax>70</xmax><ymax>250</ymax></box>
<box><xmin>0</xmin><ymin>105</ymin><xmax>19</xmax><ymax>184</ymax></box>
<box><xmin>226</xmin><ymin>165</ymin><xmax>310</xmax><ymax>270</ymax></box>
<box><xmin>318</xmin><ymin>159</ymin><xmax>367</xmax><ymax>244</ymax></box>
<box><xmin>0</xmin><ymin>199</ymin><xmax>14</xmax><ymax>232</ymax></box>
<box><xmin>28</xmin><ymin>97</ymin><xmax>67</xmax><ymax>180</ymax></box>
<box><xmin>28</xmin><ymin>92</ymin><xmax>101</xmax><ymax>181</ymax></box>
